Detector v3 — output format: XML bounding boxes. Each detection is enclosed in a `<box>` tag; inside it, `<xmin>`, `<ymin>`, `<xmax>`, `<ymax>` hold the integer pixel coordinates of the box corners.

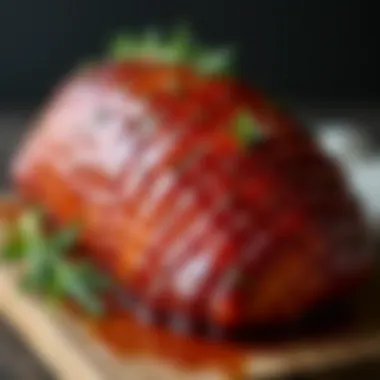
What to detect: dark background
<box><xmin>0</xmin><ymin>0</ymin><xmax>378</xmax><ymax>107</ymax></box>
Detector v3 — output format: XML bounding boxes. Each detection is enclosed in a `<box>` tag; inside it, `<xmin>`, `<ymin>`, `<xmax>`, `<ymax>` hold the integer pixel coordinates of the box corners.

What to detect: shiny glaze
<box><xmin>12</xmin><ymin>61</ymin><xmax>371</xmax><ymax>331</ymax></box>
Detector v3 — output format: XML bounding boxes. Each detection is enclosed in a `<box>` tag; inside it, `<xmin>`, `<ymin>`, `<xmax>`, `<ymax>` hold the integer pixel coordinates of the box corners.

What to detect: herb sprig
<box><xmin>108</xmin><ymin>23</ymin><xmax>235</xmax><ymax>76</ymax></box>
<box><xmin>1</xmin><ymin>208</ymin><xmax>111</xmax><ymax>316</ymax></box>
<box><xmin>232</xmin><ymin>111</ymin><xmax>264</xmax><ymax>147</ymax></box>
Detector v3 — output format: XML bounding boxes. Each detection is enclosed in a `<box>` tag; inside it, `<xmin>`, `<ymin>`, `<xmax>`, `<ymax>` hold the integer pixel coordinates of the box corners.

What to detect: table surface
<box><xmin>1</xmin><ymin>107</ymin><xmax>380</xmax><ymax>380</ymax></box>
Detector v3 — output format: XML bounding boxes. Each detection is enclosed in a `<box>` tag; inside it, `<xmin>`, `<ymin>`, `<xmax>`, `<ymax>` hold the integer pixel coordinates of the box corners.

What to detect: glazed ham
<box><xmin>11</xmin><ymin>31</ymin><xmax>372</xmax><ymax>331</ymax></box>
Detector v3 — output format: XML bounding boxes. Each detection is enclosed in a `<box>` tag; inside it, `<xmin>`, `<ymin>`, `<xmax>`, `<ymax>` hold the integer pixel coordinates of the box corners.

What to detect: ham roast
<box><xmin>10</xmin><ymin>28</ymin><xmax>373</xmax><ymax>333</ymax></box>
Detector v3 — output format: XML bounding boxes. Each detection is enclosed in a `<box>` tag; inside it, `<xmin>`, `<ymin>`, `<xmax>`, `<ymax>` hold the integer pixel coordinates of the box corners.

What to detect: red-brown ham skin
<box><xmin>11</xmin><ymin>62</ymin><xmax>372</xmax><ymax>330</ymax></box>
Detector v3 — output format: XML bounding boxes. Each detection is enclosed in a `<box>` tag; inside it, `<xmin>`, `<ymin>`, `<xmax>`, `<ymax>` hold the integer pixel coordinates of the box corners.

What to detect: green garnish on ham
<box><xmin>1</xmin><ymin>207</ymin><xmax>111</xmax><ymax>316</ymax></box>
<box><xmin>108</xmin><ymin>24</ymin><xmax>235</xmax><ymax>76</ymax></box>
<box><xmin>232</xmin><ymin>111</ymin><xmax>263</xmax><ymax>147</ymax></box>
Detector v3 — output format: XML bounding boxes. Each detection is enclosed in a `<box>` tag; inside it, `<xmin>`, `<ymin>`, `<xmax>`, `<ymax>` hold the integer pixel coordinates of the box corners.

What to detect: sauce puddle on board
<box><xmin>78</xmin><ymin>294</ymin><xmax>352</xmax><ymax>376</ymax></box>
<box><xmin>86</xmin><ymin>304</ymin><xmax>246</xmax><ymax>375</ymax></box>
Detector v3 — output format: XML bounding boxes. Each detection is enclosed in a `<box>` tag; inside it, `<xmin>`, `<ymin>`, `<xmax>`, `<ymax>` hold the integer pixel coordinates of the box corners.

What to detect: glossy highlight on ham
<box><xmin>11</xmin><ymin>34</ymin><xmax>373</xmax><ymax>334</ymax></box>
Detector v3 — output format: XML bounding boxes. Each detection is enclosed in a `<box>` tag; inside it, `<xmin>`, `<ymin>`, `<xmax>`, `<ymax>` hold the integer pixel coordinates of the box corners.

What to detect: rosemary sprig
<box><xmin>1</xmin><ymin>208</ymin><xmax>111</xmax><ymax>316</ymax></box>
<box><xmin>107</xmin><ymin>23</ymin><xmax>235</xmax><ymax>76</ymax></box>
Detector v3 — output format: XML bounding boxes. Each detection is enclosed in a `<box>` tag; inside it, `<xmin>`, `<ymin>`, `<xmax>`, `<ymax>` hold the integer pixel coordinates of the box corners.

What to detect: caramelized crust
<box><xmin>12</xmin><ymin>62</ymin><xmax>372</xmax><ymax>330</ymax></box>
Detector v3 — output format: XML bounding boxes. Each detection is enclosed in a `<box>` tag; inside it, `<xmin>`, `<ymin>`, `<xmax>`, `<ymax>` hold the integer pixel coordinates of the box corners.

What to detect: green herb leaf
<box><xmin>25</xmin><ymin>248</ymin><xmax>52</xmax><ymax>293</ymax></box>
<box><xmin>110</xmin><ymin>33</ymin><xmax>142</xmax><ymax>61</ymax></box>
<box><xmin>59</xmin><ymin>262</ymin><xmax>106</xmax><ymax>316</ymax></box>
<box><xmin>195</xmin><ymin>46</ymin><xmax>235</xmax><ymax>76</ymax></box>
<box><xmin>48</xmin><ymin>223</ymin><xmax>80</xmax><ymax>257</ymax></box>
<box><xmin>167</xmin><ymin>23</ymin><xmax>194</xmax><ymax>62</ymax></box>
<box><xmin>232</xmin><ymin>111</ymin><xmax>263</xmax><ymax>146</ymax></box>
<box><xmin>2</xmin><ymin>238</ymin><xmax>24</xmax><ymax>261</ymax></box>
<box><xmin>73</xmin><ymin>262</ymin><xmax>112</xmax><ymax>291</ymax></box>
<box><xmin>107</xmin><ymin>24</ymin><xmax>235</xmax><ymax>76</ymax></box>
<box><xmin>18</xmin><ymin>207</ymin><xmax>44</xmax><ymax>248</ymax></box>
<box><xmin>1</xmin><ymin>207</ymin><xmax>111</xmax><ymax>316</ymax></box>
<box><xmin>1</xmin><ymin>223</ymin><xmax>24</xmax><ymax>261</ymax></box>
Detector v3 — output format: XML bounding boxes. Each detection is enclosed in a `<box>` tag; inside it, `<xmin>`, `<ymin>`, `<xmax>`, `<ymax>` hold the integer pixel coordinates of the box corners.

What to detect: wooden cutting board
<box><xmin>1</xmin><ymin>197</ymin><xmax>380</xmax><ymax>380</ymax></box>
